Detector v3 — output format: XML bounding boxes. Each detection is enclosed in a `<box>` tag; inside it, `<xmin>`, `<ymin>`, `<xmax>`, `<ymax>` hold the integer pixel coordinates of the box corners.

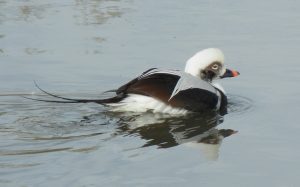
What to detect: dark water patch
<box><xmin>30</xmin><ymin>132</ymin><xmax>104</xmax><ymax>141</ymax></box>
<box><xmin>69</xmin><ymin>146</ymin><xmax>99</xmax><ymax>153</ymax></box>
<box><xmin>0</xmin><ymin>147</ymin><xmax>71</xmax><ymax>156</ymax></box>
<box><xmin>0</xmin><ymin>162</ymin><xmax>40</xmax><ymax>169</ymax></box>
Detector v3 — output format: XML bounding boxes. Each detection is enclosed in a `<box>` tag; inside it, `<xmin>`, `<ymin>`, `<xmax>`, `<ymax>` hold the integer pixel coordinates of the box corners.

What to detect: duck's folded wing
<box><xmin>117</xmin><ymin>69</ymin><xmax>181</xmax><ymax>105</ymax></box>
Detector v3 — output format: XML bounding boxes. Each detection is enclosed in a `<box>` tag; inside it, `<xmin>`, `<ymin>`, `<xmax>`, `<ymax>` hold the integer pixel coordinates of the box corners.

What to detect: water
<box><xmin>1</xmin><ymin>0</ymin><xmax>300</xmax><ymax>186</ymax></box>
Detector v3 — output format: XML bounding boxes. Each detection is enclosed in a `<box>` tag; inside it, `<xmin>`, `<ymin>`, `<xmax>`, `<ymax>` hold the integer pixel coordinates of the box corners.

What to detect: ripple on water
<box><xmin>0</xmin><ymin>93</ymin><xmax>249</xmax><ymax>161</ymax></box>
<box><xmin>0</xmin><ymin>96</ymin><xmax>119</xmax><ymax>157</ymax></box>
<box><xmin>227</xmin><ymin>94</ymin><xmax>253</xmax><ymax>115</ymax></box>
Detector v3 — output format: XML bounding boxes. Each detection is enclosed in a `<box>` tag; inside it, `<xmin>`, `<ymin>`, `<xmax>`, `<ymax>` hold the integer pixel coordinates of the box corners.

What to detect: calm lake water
<box><xmin>1</xmin><ymin>0</ymin><xmax>300</xmax><ymax>186</ymax></box>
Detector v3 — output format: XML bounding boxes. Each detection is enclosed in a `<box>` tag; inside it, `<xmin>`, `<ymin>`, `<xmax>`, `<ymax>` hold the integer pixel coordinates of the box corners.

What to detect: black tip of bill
<box><xmin>220</xmin><ymin>69</ymin><xmax>240</xmax><ymax>79</ymax></box>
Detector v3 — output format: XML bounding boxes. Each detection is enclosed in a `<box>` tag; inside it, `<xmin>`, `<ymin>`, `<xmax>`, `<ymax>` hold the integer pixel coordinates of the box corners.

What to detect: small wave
<box><xmin>0</xmin><ymin>147</ymin><xmax>71</xmax><ymax>156</ymax></box>
<box><xmin>227</xmin><ymin>94</ymin><xmax>253</xmax><ymax>114</ymax></box>
<box><xmin>30</xmin><ymin>132</ymin><xmax>104</xmax><ymax>141</ymax></box>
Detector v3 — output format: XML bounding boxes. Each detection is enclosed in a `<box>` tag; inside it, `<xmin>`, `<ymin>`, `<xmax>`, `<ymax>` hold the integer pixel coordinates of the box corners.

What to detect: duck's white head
<box><xmin>184</xmin><ymin>48</ymin><xmax>239</xmax><ymax>81</ymax></box>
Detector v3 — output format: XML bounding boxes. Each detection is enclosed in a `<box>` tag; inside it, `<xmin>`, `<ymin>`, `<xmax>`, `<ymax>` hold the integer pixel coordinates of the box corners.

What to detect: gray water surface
<box><xmin>1</xmin><ymin>0</ymin><xmax>300</xmax><ymax>186</ymax></box>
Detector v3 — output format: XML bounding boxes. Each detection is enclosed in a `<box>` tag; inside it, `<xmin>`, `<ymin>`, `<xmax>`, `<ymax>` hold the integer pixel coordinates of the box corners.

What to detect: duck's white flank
<box><xmin>108</xmin><ymin>94</ymin><xmax>188</xmax><ymax>115</ymax></box>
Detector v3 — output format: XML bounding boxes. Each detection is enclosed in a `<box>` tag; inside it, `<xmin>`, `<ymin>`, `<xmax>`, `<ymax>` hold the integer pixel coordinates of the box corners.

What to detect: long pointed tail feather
<box><xmin>22</xmin><ymin>96</ymin><xmax>80</xmax><ymax>103</ymax></box>
<box><xmin>23</xmin><ymin>81</ymin><xmax>125</xmax><ymax>105</ymax></box>
<box><xmin>33</xmin><ymin>81</ymin><xmax>86</xmax><ymax>102</ymax></box>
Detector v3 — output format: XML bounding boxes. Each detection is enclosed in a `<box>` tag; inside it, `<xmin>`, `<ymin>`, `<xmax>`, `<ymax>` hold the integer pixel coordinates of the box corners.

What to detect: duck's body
<box><xmin>26</xmin><ymin>48</ymin><xmax>239</xmax><ymax>115</ymax></box>
<box><xmin>107</xmin><ymin>68</ymin><xmax>227</xmax><ymax>115</ymax></box>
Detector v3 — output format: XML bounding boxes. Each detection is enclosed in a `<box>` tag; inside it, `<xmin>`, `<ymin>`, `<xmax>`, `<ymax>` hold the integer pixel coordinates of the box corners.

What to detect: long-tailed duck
<box><xmin>26</xmin><ymin>48</ymin><xmax>239</xmax><ymax>115</ymax></box>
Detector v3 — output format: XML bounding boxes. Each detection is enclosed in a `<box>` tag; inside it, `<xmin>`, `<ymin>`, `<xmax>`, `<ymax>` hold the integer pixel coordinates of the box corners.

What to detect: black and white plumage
<box><xmin>26</xmin><ymin>48</ymin><xmax>239</xmax><ymax>115</ymax></box>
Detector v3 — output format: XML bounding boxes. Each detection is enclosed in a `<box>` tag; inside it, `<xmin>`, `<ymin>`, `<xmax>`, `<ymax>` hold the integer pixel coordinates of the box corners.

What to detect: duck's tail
<box><xmin>23</xmin><ymin>81</ymin><xmax>124</xmax><ymax>105</ymax></box>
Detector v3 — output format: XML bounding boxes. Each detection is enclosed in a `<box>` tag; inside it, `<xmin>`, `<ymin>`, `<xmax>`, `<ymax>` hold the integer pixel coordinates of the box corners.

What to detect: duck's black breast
<box><xmin>116</xmin><ymin>68</ymin><xmax>226</xmax><ymax>112</ymax></box>
<box><xmin>170</xmin><ymin>88</ymin><xmax>219</xmax><ymax>112</ymax></box>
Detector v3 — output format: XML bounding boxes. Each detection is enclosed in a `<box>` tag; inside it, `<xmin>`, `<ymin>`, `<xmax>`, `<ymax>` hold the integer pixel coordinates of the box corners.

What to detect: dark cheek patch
<box><xmin>202</xmin><ymin>70</ymin><xmax>216</xmax><ymax>81</ymax></box>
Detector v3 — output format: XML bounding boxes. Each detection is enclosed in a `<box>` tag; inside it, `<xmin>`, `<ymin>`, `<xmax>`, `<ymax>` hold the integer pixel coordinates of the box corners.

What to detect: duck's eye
<box><xmin>212</xmin><ymin>64</ymin><xmax>219</xmax><ymax>70</ymax></box>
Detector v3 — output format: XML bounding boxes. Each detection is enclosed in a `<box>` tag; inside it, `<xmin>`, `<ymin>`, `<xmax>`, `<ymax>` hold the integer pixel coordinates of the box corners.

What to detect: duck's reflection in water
<box><xmin>110</xmin><ymin>111</ymin><xmax>237</xmax><ymax>160</ymax></box>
